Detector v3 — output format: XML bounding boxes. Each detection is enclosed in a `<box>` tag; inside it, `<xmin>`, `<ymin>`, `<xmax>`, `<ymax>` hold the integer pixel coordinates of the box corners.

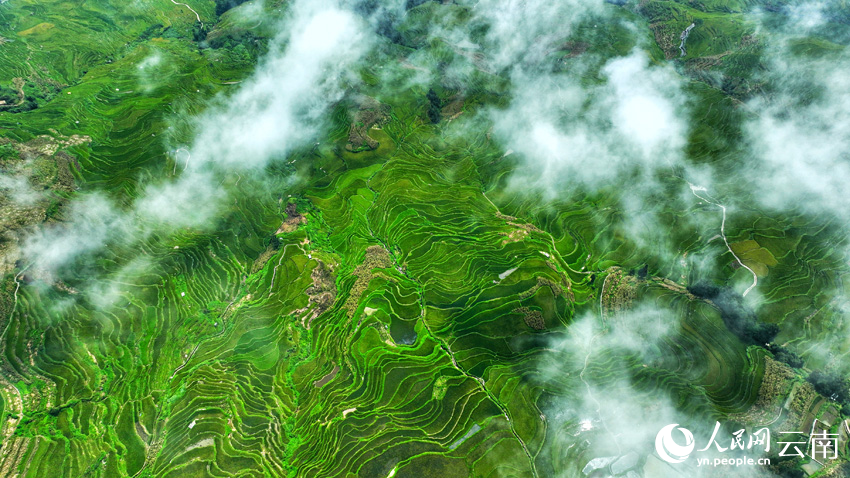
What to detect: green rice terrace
<box><xmin>0</xmin><ymin>0</ymin><xmax>849</xmax><ymax>477</ymax></box>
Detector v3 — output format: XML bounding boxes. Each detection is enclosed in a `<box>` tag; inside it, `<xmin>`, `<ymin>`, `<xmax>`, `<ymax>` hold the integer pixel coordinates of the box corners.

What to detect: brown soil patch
<box><xmin>345</xmin><ymin>97</ymin><xmax>390</xmax><ymax>153</ymax></box>
<box><xmin>441</xmin><ymin>97</ymin><xmax>465</xmax><ymax>122</ymax></box>
<box><xmin>0</xmin><ymin>436</ymin><xmax>30</xmax><ymax>478</ymax></box>
<box><xmin>499</xmin><ymin>228</ymin><xmax>528</xmax><ymax>245</ymax></box>
<box><xmin>276</xmin><ymin>202</ymin><xmax>307</xmax><ymax>234</ymax></box>
<box><xmin>601</xmin><ymin>267</ymin><xmax>638</xmax><ymax>318</ymax></box>
<box><xmin>649</xmin><ymin>22</ymin><xmax>678</xmax><ymax>60</ymax></box>
<box><xmin>498</xmin><ymin>217</ymin><xmax>542</xmax><ymax>246</ymax></box>
<box><xmin>135</xmin><ymin>421</ymin><xmax>151</xmax><ymax>444</ymax></box>
<box><xmin>554</xmin><ymin>41</ymin><xmax>589</xmax><ymax>58</ymax></box>
<box><xmin>16</xmin><ymin>132</ymin><xmax>90</xmax><ymax>157</ymax></box>
<box><xmin>251</xmin><ymin>243</ymin><xmax>278</xmax><ymax>274</ymax></box>
<box><xmin>313</xmin><ymin>364</ymin><xmax>339</xmax><ymax>388</ymax></box>
<box><xmin>513</xmin><ymin>306</ymin><xmax>546</xmax><ymax>330</ymax></box>
<box><xmin>343</xmin><ymin>245</ymin><xmax>392</xmax><ymax>316</ymax></box>
<box><xmin>306</xmin><ymin>260</ymin><xmax>338</xmax><ymax>326</ymax></box>
<box><xmin>519</xmin><ymin>277</ymin><xmax>565</xmax><ymax>301</ymax></box>
<box><xmin>685</xmin><ymin>51</ymin><xmax>732</xmax><ymax>71</ymax></box>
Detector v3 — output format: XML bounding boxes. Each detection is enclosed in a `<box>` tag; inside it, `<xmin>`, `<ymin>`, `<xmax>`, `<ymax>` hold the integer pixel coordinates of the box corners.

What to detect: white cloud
<box><xmin>603</xmin><ymin>52</ymin><xmax>686</xmax><ymax>158</ymax></box>
<box><xmin>23</xmin><ymin>0</ymin><xmax>372</xmax><ymax>272</ymax></box>
<box><xmin>491</xmin><ymin>49</ymin><xmax>688</xmax><ymax>198</ymax></box>
<box><xmin>744</xmin><ymin>49</ymin><xmax>850</xmax><ymax>221</ymax></box>
<box><xmin>189</xmin><ymin>3</ymin><xmax>369</xmax><ymax>170</ymax></box>
<box><xmin>472</xmin><ymin>0</ymin><xmax>603</xmax><ymax>70</ymax></box>
<box><xmin>136</xmin><ymin>50</ymin><xmax>165</xmax><ymax>93</ymax></box>
<box><xmin>541</xmin><ymin>307</ymin><xmax>774</xmax><ymax>478</ymax></box>
<box><xmin>0</xmin><ymin>173</ymin><xmax>40</xmax><ymax>206</ymax></box>
<box><xmin>22</xmin><ymin>194</ymin><xmax>129</xmax><ymax>270</ymax></box>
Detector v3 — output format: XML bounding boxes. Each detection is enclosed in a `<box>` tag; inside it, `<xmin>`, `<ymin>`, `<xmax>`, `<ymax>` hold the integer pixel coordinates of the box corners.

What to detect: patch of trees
<box><xmin>353</xmin><ymin>1</ymin><xmax>420</xmax><ymax>48</ymax></box>
<box><xmin>770</xmin><ymin>346</ymin><xmax>803</xmax><ymax>368</ymax></box>
<box><xmin>687</xmin><ymin>281</ymin><xmax>802</xmax><ymax>369</ymax></box>
<box><xmin>762</xmin><ymin>2</ymin><xmax>849</xmax><ymax>25</ymax></box>
<box><xmin>426</xmin><ymin>88</ymin><xmax>442</xmax><ymax>124</ymax></box>
<box><xmin>0</xmin><ymin>143</ymin><xmax>18</xmax><ymax>163</ymax></box>
<box><xmin>138</xmin><ymin>23</ymin><xmax>164</xmax><ymax>41</ymax></box>
<box><xmin>268</xmin><ymin>234</ymin><xmax>281</xmax><ymax>251</ymax></box>
<box><xmin>807</xmin><ymin>371</ymin><xmax>850</xmax><ymax>412</ymax></box>
<box><xmin>687</xmin><ymin>282</ymin><xmax>777</xmax><ymax>344</ymax></box>
<box><xmin>405</xmin><ymin>0</ymin><xmax>433</xmax><ymax>9</ymax></box>
<box><xmin>215</xmin><ymin>0</ymin><xmax>251</xmax><ymax>16</ymax></box>
<box><xmin>770</xmin><ymin>459</ymin><xmax>805</xmax><ymax>478</ymax></box>
<box><xmin>207</xmin><ymin>31</ymin><xmax>266</xmax><ymax>58</ymax></box>
<box><xmin>0</xmin><ymin>86</ymin><xmax>20</xmax><ymax>105</ymax></box>
<box><xmin>192</xmin><ymin>22</ymin><xmax>209</xmax><ymax>43</ymax></box>
<box><xmin>373</xmin><ymin>14</ymin><xmax>404</xmax><ymax>46</ymax></box>
<box><xmin>721</xmin><ymin>76</ymin><xmax>750</xmax><ymax>98</ymax></box>
<box><xmin>0</xmin><ymin>86</ymin><xmax>37</xmax><ymax>113</ymax></box>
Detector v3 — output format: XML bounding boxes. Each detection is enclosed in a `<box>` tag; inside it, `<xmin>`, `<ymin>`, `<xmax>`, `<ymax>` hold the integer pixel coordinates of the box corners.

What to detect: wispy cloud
<box><xmin>190</xmin><ymin>2</ymin><xmax>370</xmax><ymax>169</ymax></box>
<box><xmin>136</xmin><ymin>50</ymin><xmax>165</xmax><ymax>93</ymax></box>
<box><xmin>23</xmin><ymin>194</ymin><xmax>130</xmax><ymax>271</ymax></box>
<box><xmin>742</xmin><ymin>34</ymin><xmax>850</xmax><ymax>223</ymax></box>
<box><xmin>22</xmin><ymin>0</ymin><xmax>372</xmax><ymax>276</ymax></box>
<box><xmin>493</xmin><ymin>49</ymin><xmax>689</xmax><ymax>197</ymax></box>
<box><xmin>540</xmin><ymin>306</ymin><xmax>774</xmax><ymax>477</ymax></box>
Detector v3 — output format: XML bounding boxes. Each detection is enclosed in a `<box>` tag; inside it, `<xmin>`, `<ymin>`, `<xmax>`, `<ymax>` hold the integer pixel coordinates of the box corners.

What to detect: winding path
<box><xmin>0</xmin><ymin>266</ymin><xmax>28</xmax><ymax>446</ymax></box>
<box><xmin>577</xmin><ymin>272</ymin><xmax>622</xmax><ymax>456</ymax></box>
<box><xmin>687</xmin><ymin>182</ymin><xmax>758</xmax><ymax>297</ymax></box>
<box><xmin>679</xmin><ymin>23</ymin><xmax>695</xmax><ymax>57</ymax></box>
<box><xmin>170</xmin><ymin>0</ymin><xmax>202</xmax><ymax>26</ymax></box>
<box><xmin>173</xmin><ymin>147</ymin><xmax>191</xmax><ymax>174</ymax></box>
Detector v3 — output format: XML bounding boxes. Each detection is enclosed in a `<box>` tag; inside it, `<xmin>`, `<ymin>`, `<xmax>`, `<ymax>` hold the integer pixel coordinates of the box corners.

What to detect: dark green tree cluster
<box><xmin>138</xmin><ymin>23</ymin><xmax>164</xmax><ymax>41</ymax></box>
<box><xmin>770</xmin><ymin>346</ymin><xmax>803</xmax><ymax>368</ymax></box>
<box><xmin>807</xmin><ymin>371</ymin><xmax>850</xmax><ymax>411</ymax></box>
<box><xmin>405</xmin><ymin>0</ymin><xmax>433</xmax><ymax>9</ymax></box>
<box><xmin>207</xmin><ymin>31</ymin><xmax>266</xmax><ymax>59</ymax></box>
<box><xmin>192</xmin><ymin>21</ymin><xmax>209</xmax><ymax>42</ymax></box>
<box><xmin>426</xmin><ymin>88</ymin><xmax>441</xmax><ymax>124</ymax></box>
<box><xmin>0</xmin><ymin>86</ymin><xmax>19</xmax><ymax>105</ymax></box>
<box><xmin>687</xmin><ymin>282</ymin><xmax>778</xmax><ymax>344</ymax></box>
<box><xmin>688</xmin><ymin>282</ymin><xmax>802</xmax><ymax>368</ymax></box>
<box><xmin>215</xmin><ymin>0</ymin><xmax>250</xmax><ymax>16</ymax></box>
<box><xmin>0</xmin><ymin>86</ymin><xmax>37</xmax><ymax>113</ymax></box>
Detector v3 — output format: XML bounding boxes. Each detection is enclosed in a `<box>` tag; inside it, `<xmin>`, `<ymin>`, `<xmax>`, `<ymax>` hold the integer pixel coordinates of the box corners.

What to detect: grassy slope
<box><xmin>0</xmin><ymin>0</ymin><xmax>847</xmax><ymax>477</ymax></box>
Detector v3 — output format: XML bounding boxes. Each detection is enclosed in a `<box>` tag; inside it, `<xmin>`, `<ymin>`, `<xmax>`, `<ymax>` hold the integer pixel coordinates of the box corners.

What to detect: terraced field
<box><xmin>1</xmin><ymin>0</ymin><xmax>849</xmax><ymax>477</ymax></box>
